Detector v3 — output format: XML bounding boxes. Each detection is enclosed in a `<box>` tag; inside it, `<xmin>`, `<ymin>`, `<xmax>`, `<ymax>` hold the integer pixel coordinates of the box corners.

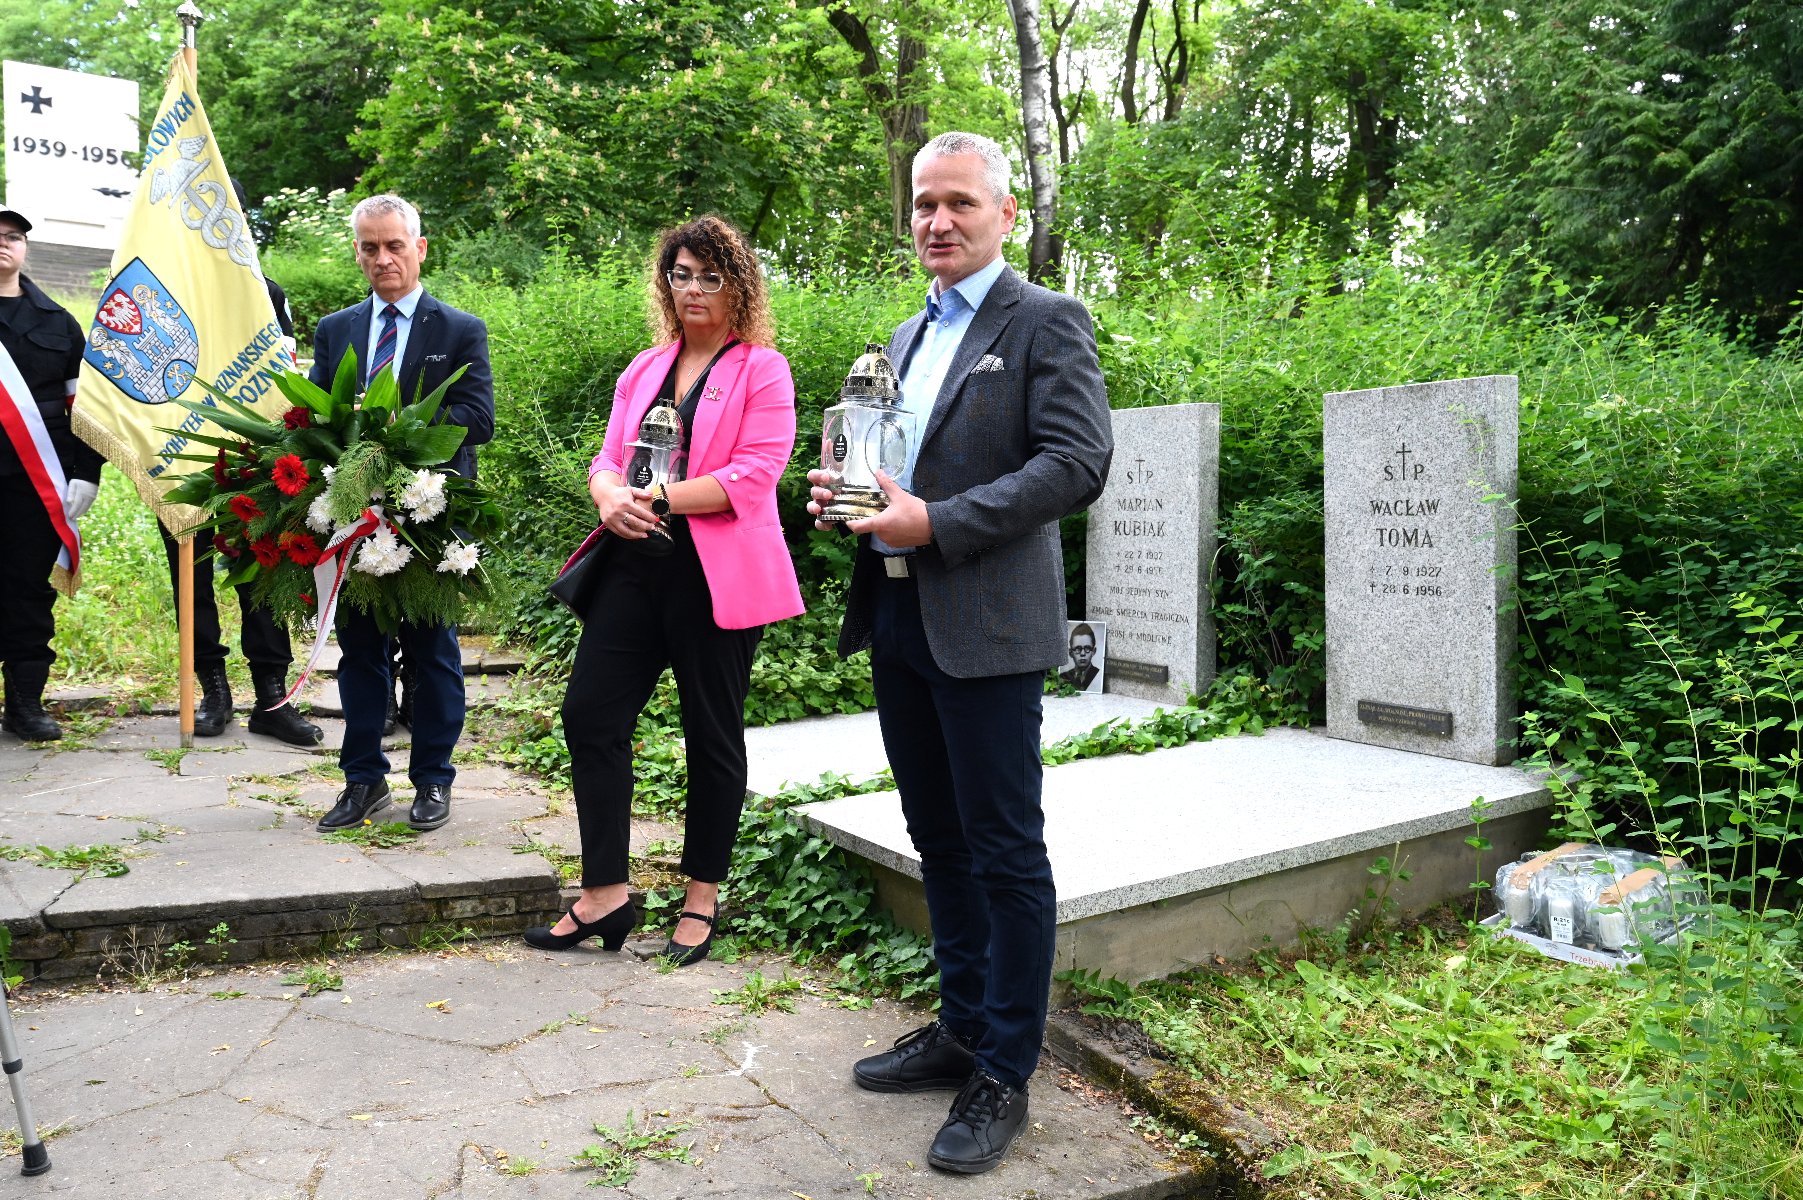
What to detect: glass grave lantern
<box><xmin>621</xmin><ymin>401</ymin><xmax>684</xmax><ymax>556</ymax></box>
<box><xmin>818</xmin><ymin>343</ymin><xmax>917</xmax><ymax>522</ymax></box>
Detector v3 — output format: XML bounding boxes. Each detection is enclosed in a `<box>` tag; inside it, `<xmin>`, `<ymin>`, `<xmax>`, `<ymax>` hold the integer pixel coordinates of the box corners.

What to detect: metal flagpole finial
<box><xmin>176</xmin><ymin>0</ymin><xmax>205</xmax><ymax>46</ymax></box>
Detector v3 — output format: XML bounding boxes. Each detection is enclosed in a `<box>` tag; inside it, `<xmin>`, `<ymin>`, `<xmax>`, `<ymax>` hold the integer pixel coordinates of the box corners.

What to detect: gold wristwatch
<box><xmin>650</xmin><ymin>483</ymin><xmax>672</xmax><ymax>517</ymax></box>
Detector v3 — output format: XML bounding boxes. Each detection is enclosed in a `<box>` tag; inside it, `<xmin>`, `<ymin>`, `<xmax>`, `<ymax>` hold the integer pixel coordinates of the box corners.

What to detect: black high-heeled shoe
<box><xmin>523</xmin><ymin>898</ymin><xmax>636</xmax><ymax>952</ymax></box>
<box><xmin>661</xmin><ymin>904</ymin><xmax>719</xmax><ymax>968</ymax></box>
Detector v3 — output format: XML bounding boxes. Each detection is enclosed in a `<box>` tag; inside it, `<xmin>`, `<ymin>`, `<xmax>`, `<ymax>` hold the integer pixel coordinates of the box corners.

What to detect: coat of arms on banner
<box><xmin>83</xmin><ymin>257</ymin><xmax>200</xmax><ymax>405</ymax></box>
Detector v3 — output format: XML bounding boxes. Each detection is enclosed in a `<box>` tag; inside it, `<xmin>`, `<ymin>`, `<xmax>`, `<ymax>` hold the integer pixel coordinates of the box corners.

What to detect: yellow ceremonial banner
<box><xmin>73</xmin><ymin>51</ymin><xmax>291</xmax><ymax>534</ymax></box>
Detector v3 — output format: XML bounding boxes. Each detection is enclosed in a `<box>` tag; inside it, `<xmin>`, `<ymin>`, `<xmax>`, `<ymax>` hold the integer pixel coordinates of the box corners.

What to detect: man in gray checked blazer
<box><xmin>810</xmin><ymin>131</ymin><xmax>1113</xmax><ymax>1175</ymax></box>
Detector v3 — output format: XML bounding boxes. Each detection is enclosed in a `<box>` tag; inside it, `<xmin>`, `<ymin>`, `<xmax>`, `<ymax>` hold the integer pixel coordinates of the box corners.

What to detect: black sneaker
<box><xmin>852</xmin><ymin>1021</ymin><xmax>976</xmax><ymax>1093</ymax></box>
<box><xmin>928</xmin><ymin>1072</ymin><xmax>1029</xmax><ymax>1175</ymax></box>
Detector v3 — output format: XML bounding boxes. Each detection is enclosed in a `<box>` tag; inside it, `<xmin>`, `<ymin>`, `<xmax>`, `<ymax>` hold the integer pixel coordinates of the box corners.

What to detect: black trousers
<box><xmin>159</xmin><ymin>523</ymin><xmax>292</xmax><ymax>672</ymax></box>
<box><xmin>562</xmin><ymin>533</ymin><xmax>762</xmax><ymax>887</ymax></box>
<box><xmin>0</xmin><ymin>473</ymin><xmax>64</xmax><ymax>670</ymax></box>
<box><xmin>870</xmin><ymin>565</ymin><xmax>1054</xmax><ymax>1090</ymax></box>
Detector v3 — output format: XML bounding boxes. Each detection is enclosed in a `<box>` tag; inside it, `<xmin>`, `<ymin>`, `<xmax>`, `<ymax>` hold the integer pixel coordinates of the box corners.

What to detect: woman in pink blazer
<box><xmin>525</xmin><ymin>216</ymin><xmax>803</xmax><ymax>966</ymax></box>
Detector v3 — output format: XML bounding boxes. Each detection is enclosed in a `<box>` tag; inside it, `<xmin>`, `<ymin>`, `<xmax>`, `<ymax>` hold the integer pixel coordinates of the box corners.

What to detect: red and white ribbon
<box><xmin>0</xmin><ymin>342</ymin><xmax>80</xmax><ymax>588</ymax></box>
<box><xmin>279</xmin><ymin>506</ymin><xmax>387</xmax><ymax>707</ymax></box>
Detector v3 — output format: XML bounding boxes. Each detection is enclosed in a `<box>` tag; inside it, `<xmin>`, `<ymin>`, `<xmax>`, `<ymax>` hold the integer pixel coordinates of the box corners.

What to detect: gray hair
<box><xmin>350</xmin><ymin>193</ymin><xmax>422</xmax><ymax>239</ymax></box>
<box><xmin>916</xmin><ymin>132</ymin><xmax>1012</xmax><ymax>203</ymax></box>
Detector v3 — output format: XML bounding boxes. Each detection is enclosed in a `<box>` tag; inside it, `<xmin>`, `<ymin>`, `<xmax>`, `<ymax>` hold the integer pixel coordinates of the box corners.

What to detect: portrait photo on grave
<box><xmin>1058</xmin><ymin>620</ymin><xmax>1107</xmax><ymax>693</ymax></box>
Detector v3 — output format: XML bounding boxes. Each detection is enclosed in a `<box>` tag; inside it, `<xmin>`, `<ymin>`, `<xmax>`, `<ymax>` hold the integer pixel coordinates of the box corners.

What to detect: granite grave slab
<box><xmin>1324</xmin><ymin>375</ymin><xmax>1518</xmax><ymax>765</ymax></box>
<box><xmin>1083</xmin><ymin>402</ymin><xmax>1218</xmax><ymax>704</ymax></box>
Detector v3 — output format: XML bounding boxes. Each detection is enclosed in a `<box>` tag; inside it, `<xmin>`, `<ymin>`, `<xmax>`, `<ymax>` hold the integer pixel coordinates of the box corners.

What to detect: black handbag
<box><xmin>549</xmin><ymin>527</ymin><xmax>608</xmax><ymax>618</ymax></box>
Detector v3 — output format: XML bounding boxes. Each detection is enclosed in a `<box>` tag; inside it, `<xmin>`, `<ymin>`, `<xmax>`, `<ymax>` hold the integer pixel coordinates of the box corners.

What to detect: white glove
<box><xmin>63</xmin><ymin>478</ymin><xmax>99</xmax><ymax>521</ymax></box>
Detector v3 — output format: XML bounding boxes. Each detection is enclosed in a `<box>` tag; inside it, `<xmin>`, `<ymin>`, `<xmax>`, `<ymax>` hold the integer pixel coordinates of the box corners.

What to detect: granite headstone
<box><xmin>1083</xmin><ymin>403</ymin><xmax>1218</xmax><ymax>705</ymax></box>
<box><xmin>1324</xmin><ymin>375</ymin><xmax>1518</xmax><ymax>765</ymax></box>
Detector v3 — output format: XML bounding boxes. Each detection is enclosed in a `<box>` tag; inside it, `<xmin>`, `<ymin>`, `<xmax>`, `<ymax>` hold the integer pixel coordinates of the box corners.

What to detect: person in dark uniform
<box><xmin>153</xmin><ymin>179</ymin><xmax>322</xmax><ymax>746</ymax></box>
<box><xmin>0</xmin><ymin>208</ymin><xmax>102</xmax><ymax>742</ymax></box>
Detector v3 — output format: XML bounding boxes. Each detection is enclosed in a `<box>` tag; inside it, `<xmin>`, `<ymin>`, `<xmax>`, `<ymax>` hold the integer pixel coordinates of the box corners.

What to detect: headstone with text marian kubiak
<box><xmin>1082</xmin><ymin>403</ymin><xmax>1218</xmax><ymax>705</ymax></box>
<box><xmin>1324</xmin><ymin>375</ymin><xmax>1518</xmax><ymax>765</ymax></box>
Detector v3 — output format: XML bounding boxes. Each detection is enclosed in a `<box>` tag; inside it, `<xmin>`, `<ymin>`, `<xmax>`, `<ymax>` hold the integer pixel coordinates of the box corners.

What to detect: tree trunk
<box><xmin>1120</xmin><ymin>0</ymin><xmax>1152</xmax><ymax>125</ymax></box>
<box><xmin>825</xmin><ymin>6</ymin><xmax>928</xmax><ymax>250</ymax></box>
<box><xmin>1006</xmin><ymin>0</ymin><xmax>1061</xmax><ymax>282</ymax></box>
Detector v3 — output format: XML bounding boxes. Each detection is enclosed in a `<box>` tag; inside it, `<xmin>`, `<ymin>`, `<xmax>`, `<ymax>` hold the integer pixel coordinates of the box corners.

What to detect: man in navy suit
<box><xmin>307</xmin><ymin>194</ymin><xmax>493</xmax><ymax>835</ymax></box>
<box><xmin>810</xmin><ymin>132</ymin><xmax>1112</xmax><ymax>1173</ymax></box>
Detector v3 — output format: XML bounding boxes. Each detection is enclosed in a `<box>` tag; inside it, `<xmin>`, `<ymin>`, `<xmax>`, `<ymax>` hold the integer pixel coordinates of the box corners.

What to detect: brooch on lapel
<box><xmin>702</xmin><ymin>384</ymin><xmax>724</xmax><ymax>402</ymax></box>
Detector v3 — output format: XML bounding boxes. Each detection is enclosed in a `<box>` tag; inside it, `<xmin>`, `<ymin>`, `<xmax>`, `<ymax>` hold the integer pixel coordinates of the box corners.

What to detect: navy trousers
<box><xmin>335</xmin><ymin>608</ymin><xmax>463</xmax><ymax>788</ymax></box>
<box><xmin>870</xmin><ymin>571</ymin><xmax>1054</xmax><ymax>1090</ymax></box>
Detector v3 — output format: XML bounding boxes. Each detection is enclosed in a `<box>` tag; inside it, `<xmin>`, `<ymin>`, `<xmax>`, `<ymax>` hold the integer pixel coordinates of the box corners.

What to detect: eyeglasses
<box><xmin>667</xmin><ymin>267</ymin><xmax>725</xmax><ymax>294</ymax></box>
<box><xmin>0</xmin><ymin>232</ymin><xmax>25</xmax><ymax>246</ymax></box>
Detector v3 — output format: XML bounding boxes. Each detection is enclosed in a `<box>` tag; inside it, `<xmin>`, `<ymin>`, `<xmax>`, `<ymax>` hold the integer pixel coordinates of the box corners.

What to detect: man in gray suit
<box><xmin>809</xmin><ymin>131</ymin><xmax>1112</xmax><ymax>1174</ymax></box>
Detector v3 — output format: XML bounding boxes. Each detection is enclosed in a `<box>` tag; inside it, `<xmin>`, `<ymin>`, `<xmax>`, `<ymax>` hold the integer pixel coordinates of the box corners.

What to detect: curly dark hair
<box><xmin>648</xmin><ymin>215</ymin><xmax>774</xmax><ymax>347</ymax></box>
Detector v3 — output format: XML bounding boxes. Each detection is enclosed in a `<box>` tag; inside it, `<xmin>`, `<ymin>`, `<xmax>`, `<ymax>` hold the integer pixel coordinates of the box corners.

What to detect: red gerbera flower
<box><xmin>212</xmin><ymin>448</ymin><xmax>229</xmax><ymax>484</ymax></box>
<box><xmin>229</xmin><ymin>493</ymin><xmax>263</xmax><ymax>523</ymax></box>
<box><xmin>281</xmin><ymin>407</ymin><xmax>312</xmax><ymax>430</ymax></box>
<box><xmin>237</xmin><ymin>442</ymin><xmax>258</xmax><ymax>463</ymax></box>
<box><xmin>271</xmin><ymin>454</ymin><xmax>310</xmax><ymax>497</ymax></box>
<box><xmin>249</xmin><ymin>536</ymin><xmax>281</xmax><ymax>568</ymax></box>
<box><xmin>238</xmin><ymin>467</ymin><xmax>256</xmax><ymax>479</ymax></box>
<box><xmin>279</xmin><ymin>531</ymin><xmax>321</xmax><ymax>566</ymax></box>
<box><xmin>213</xmin><ymin>532</ymin><xmax>241</xmax><ymax>559</ymax></box>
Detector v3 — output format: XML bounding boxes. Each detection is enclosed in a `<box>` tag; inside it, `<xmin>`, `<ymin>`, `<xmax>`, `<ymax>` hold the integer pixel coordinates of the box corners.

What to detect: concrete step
<box><xmin>742</xmin><ymin>691</ymin><xmax>1171</xmax><ymax>797</ymax></box>
<box><xmin>799</xmin><ymin>725</ymin><xmax>1552</xmax><ymax>984</ymax></box>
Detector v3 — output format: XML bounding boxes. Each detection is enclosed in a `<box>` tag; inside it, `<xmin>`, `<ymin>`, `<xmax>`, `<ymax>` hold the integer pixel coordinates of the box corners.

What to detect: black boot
<box><xmin>1</xmin><ymin>663</ymin><xmax>62</xmax><ymax>742</ymax></box>
<box><xmin>193</xmin><ymin>661</ymin><xmax>233</xmax><ymax>737</ymax></box>
<box><xmin>246</xmin><ymin>669</ymin><xmax>323</xmax><ymax>746</ymax></box>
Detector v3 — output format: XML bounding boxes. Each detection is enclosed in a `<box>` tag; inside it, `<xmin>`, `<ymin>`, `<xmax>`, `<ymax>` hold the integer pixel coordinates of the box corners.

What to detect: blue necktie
<box><xmin>368</xmin><ymin>303</ymin><xmax>399</xmax><ymax>384</ymax></box>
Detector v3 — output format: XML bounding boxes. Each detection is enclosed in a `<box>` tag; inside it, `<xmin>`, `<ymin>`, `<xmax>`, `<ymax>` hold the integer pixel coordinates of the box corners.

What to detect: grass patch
<box><xmin>0</xmin><ymin>840</ymin><xmax>136</xmax><ymax>881</ymax></box>
<box><xmin>571</xmin><ymin>1111</ymin><xmax>695</xmax><ymax>1187</ymax></box>
<box><xmin>711</xmin><ymin>969</ymin><xmax>804</xmax><ymax>1015</ymax></box>
<box><xmin>1064</xmin><ymin>911</ymin><xmax>1803</xmax><ymax>1199</ymax></box>
<box><xmin>321</xmin><ymin>821</ymin><xmax>419</xmax><ymax>849</ymax></box>
<box><xmin>281</xmin><ymin>964</ymin><xmax>344</xmax><ymax>997</ymax></box>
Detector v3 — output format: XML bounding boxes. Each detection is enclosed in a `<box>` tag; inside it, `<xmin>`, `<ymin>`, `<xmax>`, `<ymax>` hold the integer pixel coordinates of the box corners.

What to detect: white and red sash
<box><xmin>0</xmin><ymin>340</ymin><xmax>80</xmax><ymax>592</ymax></box>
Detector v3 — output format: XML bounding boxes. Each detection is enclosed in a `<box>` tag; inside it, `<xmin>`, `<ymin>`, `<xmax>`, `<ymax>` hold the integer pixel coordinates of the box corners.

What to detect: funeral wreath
<box><xmin>160</xmin><ymin>353</ymin><xmax>500</xmax><ymax>639</ymax></box>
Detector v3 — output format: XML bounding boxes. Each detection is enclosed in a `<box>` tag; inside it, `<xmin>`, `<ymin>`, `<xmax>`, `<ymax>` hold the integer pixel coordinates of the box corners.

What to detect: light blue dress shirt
<box><xmin>874</xmin><ymin>256</ymin><xmax>1008</xmax><ymax>556</ymax></box>
<box><xmin>365</xmin><ymin>285</ymin><xmax>424</xmax><ymax>385</ymax></box>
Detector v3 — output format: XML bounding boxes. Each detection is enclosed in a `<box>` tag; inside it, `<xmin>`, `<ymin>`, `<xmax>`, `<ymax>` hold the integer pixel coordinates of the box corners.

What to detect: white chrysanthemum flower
<box><xmin>400</xmin><ymin>469</ymin><xmax>448</xmax><ymax>522</ymax></box>
<box><xmin>305</xmin><ymin>494</ymin><xmax>334</xmax><ymax>534</ymax></box>
<box><xmin>352</xmin><ymin>528</ymin><xmax>413</xmax><ymax>576</ymax></box>
<box><xmin>322</xmin><ymin>464</ymin><xmax>336</xmax><ymax>482</ymax></box>
<box><xmin>436</xmin><ymin>540</ymin><xmax>481</xmax><ymax>575</ymax></box>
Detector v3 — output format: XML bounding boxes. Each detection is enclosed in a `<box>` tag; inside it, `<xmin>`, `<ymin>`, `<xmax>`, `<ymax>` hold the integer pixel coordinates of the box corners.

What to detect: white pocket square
<box><xmin>425</xmin><ymin>353</ymin><xmax>449</xmax><ymax>363</ymax></box>
<box><xmin>971</xmin><ymin>354</ymin><xmax>1005</xmax><ymax>374</ymax></box>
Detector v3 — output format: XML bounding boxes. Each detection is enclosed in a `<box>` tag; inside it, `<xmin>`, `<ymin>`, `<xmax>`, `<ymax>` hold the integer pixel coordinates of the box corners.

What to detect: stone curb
<box><xmin>1045</xmin><ymin>1011</ymin><xmax>1278</xmax><ymax>1198</ymax></box>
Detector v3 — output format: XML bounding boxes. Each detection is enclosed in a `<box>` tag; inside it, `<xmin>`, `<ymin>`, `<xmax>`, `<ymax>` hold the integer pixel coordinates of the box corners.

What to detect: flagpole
<box><xmin>175</xmin><ymin>0</ymin><xmax>205</xmax><ymax>748</ymax></box>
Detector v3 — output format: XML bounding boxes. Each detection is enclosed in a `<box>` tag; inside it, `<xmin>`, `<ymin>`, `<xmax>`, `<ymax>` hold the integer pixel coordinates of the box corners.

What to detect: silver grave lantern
<box><xmin>818</xmin><ymin>343</ymin><xmax>917</xmax><ymax>522</ymax></box>
<box><xmin>622</xmin><ymin>401</ymin><xmax>684</xmax><ymax>556</ymax></box>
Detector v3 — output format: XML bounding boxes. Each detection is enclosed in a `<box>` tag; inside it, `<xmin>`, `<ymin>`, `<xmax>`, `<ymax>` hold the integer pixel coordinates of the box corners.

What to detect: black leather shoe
<box><xmin>408</xmin><ymin>783</ymin><xmax>451</xmax><ymax>831</ymax></box>
<box><xmin>316</xmin><ymin>780</ymin><xmax>392</xmax><ymax>832</ymax></box>
<box><xmin>853</xmin><ymin>1021</ymin><xmax>977</xmax><ymax>1093</ymax></box>
<box><xmin>523</xmin><ymin>899</ymin><xmax>636</xmax><ymax>952</ymax></box>
<box><xmin>928</xmin><ymin>1072</ymin><xmax>1029</xmax><ymax>1175</ymax></box>
<box><xmin>660</xmin><ymin>904</ymin><xmax>718</xmax><ymax>968</ymax></box>
<box><xmin>246</xmin><ymin>670</ymin><xmax>323</xmax><ymax>746</ymax></box>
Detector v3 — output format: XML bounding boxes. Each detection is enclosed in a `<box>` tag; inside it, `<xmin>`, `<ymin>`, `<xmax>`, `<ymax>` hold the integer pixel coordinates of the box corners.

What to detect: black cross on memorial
<box><xmin>20</xmin><ymin>85</ymin><xmax>51</xmax><ymax>115</ymax></box>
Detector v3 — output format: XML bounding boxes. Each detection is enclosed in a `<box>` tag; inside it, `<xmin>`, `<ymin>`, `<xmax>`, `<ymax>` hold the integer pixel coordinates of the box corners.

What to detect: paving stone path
<box><xmin>1</xmin><ymin>691</ymin><xmax>1209</xmax><ymax>1197</ymax></box>
<box><xmin>3</xmin><ymin>945</ymin><xmax>1199</xmax><ymax>1198</ymax></box>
